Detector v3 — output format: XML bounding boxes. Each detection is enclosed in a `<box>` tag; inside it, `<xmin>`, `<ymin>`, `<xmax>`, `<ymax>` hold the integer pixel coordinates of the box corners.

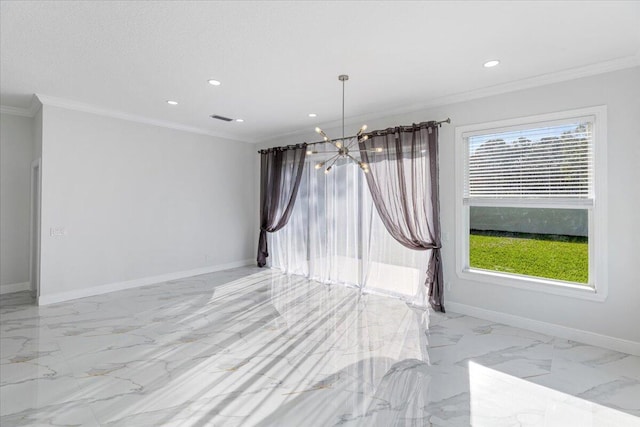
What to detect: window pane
<box><xmin>469</xmin><ymin>206</ymin><xmax>588</xmax><ymax>284</ymax></box>
<box><xmin>465</xmin><ymin>122</ymin><xmax>593</xmax><ymax>199</ymax></box>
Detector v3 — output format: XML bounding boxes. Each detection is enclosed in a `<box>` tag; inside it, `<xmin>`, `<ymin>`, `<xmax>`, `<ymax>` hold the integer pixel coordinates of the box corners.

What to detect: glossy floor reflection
<box><xmin>1</xmin><ymin>267</ymin><xmax>639</xmax><ymax>426</ymax></box>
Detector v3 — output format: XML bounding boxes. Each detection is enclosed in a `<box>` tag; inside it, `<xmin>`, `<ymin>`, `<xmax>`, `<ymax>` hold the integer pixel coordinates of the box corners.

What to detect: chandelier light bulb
<box><xmin>315</xmin><ymin>127</ymin><xmax>322</xmax><ymax>134</ymax></box>
<box><xmin>361</xmin><ymin>135</ymin><xmax>369</xmax><ymax>141</ymax></box>
<box><xmin>325</xmin><ymin>166</ymin><xmax>332</xmax><ymax>174</ymax></box>
<box><xmin>323</xmin><ymin>136</ymin><xmax>329</xmax><ymax>141</ymax></box>
<box><xmin>361</xmin><ymin>125</ymin><xmax>367</xmax><ymax>132</ymax></box>
<box><xmin>335</xmin><ymin>141</ymin><xmax>343</xmax><ymax>148</ymax></box>
<box><xmin>315</xmin><ymin>162</ymin><xmax>324</xmax><ymax>170</ymax></box>
<box><xmin>306</xmin><ymin>150</ymin><xmax>313</xmax><ymax>155</ymax></box>
<box><xmin>375</xmin><ymin>147</ymin><xmax>383</xmax><ymax>152</ymax></box>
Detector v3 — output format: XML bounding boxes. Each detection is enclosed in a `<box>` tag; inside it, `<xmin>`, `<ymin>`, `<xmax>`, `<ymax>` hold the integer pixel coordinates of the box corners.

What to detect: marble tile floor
<box><xmin>1</xmin><ymin>267</ymin><xmax>639</xmax><ymax>426</ymax></box>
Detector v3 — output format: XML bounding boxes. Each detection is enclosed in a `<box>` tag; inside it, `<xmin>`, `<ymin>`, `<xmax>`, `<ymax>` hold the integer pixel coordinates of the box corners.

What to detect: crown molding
<box><xmin>4</xmin><ymin>54</ymin><xmax>638</xmax><ymax>144</ymax></box>
<box><xmin>0</xmin><ymin>105</ymin><xmax>32</xmax><ymax>117</ymax></box>
<box><xmin>33</xmin><ymin>94</ymin><xmax>256</xmax><ymax>143</ymax></box>
<box><xmin>0</xmin><ymin>95</ymin><xmax>42</xmax><ymax>117</ymax></box>
<box><xmin>263</xmin><ymin>54</ymin><xmax>640</xmax><ymax>145</ymax></box>
<box><xmin>415</xmin><ymin>54</ymin><xmax>640</xmax><ymax>110</ymax></box>
<box><xmin>29</xmin><ymin>94</ymin><xmax>42</xmax><ymax>116</ymax></box>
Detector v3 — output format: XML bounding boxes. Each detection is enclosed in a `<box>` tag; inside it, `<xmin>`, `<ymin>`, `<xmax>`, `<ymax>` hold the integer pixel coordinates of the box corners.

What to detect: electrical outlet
<box><xmin>50</xmin><ymin>227</ymin><xmax>67</xmax><ymax>237</ymax></box>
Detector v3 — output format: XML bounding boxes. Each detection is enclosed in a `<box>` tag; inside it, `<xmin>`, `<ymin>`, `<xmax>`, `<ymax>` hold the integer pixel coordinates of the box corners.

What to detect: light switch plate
<box><xmin>50</xmin><ymin>227</ymin><xmax>67</xmax><ymax>237</ymax></box>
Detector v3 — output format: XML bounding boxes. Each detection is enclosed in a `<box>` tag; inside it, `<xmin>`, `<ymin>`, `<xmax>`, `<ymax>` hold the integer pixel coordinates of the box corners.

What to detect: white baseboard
<box><xmin>37</xmin><ymin>259</ymin><xmax>255</xmax><ymax>305</ymax></box>
<box><xmin>0</xmin><ymin>282</ymin><xmax>31</xmax><ymax>295</ymax></box>
<box><xmin>446</xmin><ymin>301</ymin><xmax>640</xmax><ymax>357</ymax></box>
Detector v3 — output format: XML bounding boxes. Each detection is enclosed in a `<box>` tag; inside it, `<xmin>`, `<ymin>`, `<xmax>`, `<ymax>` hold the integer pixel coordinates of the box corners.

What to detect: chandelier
<box><xmin>307</xmin><ymin>75</ymin><xmax>382</xmax><ymax>174</ymax></box>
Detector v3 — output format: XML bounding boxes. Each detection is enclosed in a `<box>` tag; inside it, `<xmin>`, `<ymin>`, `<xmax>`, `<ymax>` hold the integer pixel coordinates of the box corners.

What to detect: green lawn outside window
<box><xmin>469</xmin><ymin>231</ymin><xmax>589</xmax><ymax>284</ymax></box>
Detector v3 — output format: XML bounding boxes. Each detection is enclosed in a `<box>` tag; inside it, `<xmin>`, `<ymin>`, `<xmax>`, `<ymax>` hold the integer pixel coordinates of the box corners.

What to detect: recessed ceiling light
<box><xmin>166</xmin><ymin>100</ymin><xmax>178</xmax><ymax>105</ymax></box>
<box><xmin>235</xmin><ymin>118</ymin><xmax>244</xmax><ymax>123</ymax></box>
<box><xmin>308</xmin><ymin>113</ymin><xmax>317</xmax><ymax>118</ymax></box>
<box><xmin>483</xmin><ymin>60</ymin><xmax>500</xmax><ymax>68</ymax></box>
<box><xmin>208</xmin><ymin>79</ymin><xmax>221</xmax><ymax>86</ymax></box>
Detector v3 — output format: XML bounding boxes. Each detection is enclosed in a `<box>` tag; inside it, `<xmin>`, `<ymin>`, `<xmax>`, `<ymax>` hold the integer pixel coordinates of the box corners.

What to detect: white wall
<box><xmin>39</xmin><ymin>105</ymin><xmax>256</xmax><ymax>301</ymax></box>
<box><xmin>0</xmin><ymin>113</ymin><xmax>33</xmax><ymax>290</ymax></box>
<box><xmin>259</xmin><ymin>67</ymin><xmax>640</xmax><ymax>345</ymax></box>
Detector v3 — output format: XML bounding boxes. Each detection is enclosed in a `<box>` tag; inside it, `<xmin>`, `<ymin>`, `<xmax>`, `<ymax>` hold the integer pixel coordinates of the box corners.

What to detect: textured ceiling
<box><xmin>1</xmin><ymin>1</ymin><xmax>639</xmax><ymax>143</ymax></box>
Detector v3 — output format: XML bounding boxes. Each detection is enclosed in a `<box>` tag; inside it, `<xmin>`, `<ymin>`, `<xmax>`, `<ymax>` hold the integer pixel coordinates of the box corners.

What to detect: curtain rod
<box><xmin>258</xmin><ymin>118</ymin><xmax>451</xmax><ymax>152</ymax></box>
<box><xmin>305</xmin><ymin>118</ymin><xmax>451</xmax><ymax>146</ymax></box>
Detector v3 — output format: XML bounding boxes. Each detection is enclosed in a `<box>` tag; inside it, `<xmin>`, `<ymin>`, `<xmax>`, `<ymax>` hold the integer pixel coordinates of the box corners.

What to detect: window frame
<box><xmin>454</xmin><ymin>106</ymin><xmax>608</xmax><ymax>301</ymax></box>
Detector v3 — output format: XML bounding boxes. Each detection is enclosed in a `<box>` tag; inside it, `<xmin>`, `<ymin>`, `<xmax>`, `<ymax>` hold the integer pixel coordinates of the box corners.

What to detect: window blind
<box><xmin>464</xmin><ymin>122</ymin><xmax>593</xmax><ymax>199</ymax></box>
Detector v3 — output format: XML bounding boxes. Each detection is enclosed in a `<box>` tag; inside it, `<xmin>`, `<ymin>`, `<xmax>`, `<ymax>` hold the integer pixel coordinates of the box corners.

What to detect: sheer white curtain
<box><xmin>268</xmin><ymin>143</ymin><xmax>428</xmax><ymax>307</ymax></box>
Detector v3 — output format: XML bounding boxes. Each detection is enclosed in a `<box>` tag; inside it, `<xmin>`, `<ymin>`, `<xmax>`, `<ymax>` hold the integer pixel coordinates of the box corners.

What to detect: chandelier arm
<box><xmin>346</xmin><ymin>137</ymin><xmax>360</xmax><ymax>150</ymax></box>
<box><xmin>345</xmin><ymin>152</ymin><xmax>369</xmax><ymax>173</ymax></box>
<box><xmin>314</xmin><ymin>152</ymin><xmax>340</xmax><ymax>170</ymax></box>
<box><xmin>344</xmin><ymin>152</ymin><xmax>357</xmax><ymax>162</ymax></box>
<box><xmin>321</xmin><ymin>133</ymin><xmax>343</xmax><ymax>150</ymax></box>
<box><xmin>326</xmin><ymin>152</ymin><xmax>340</xmax><ymax>164</ymax></box>
<box><xmin>325</xmin><ymin>154</ymin><xmax>342</xmax><ymax>173</ymax></box>
<box><xmin>345</xmin><ymin>152</ymin><xmax>367</xmax><ymax>167</ymax></box>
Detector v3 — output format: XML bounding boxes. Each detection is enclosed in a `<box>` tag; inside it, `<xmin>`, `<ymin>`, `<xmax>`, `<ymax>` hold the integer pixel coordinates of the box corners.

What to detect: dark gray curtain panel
<box><xmin>359</xmin><ymin>123</ymin><xmax>445</xmax><ymax>312</ymax></box>
<box><xmin>257</xmin><ymin>144</ymin><xmax>307</xmax><ymax>267</ymax></box>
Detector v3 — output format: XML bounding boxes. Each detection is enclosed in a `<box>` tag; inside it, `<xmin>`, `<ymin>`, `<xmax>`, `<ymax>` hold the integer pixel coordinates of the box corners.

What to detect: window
<box><xmin>455</xmin><ymin>107</ymin><xmax>607</xmax><ymax>299</ymax></box>
<box><xmin>269</xmin><ymin>147</ymin><xmax>428</xmax><ymax>306</ymax></box>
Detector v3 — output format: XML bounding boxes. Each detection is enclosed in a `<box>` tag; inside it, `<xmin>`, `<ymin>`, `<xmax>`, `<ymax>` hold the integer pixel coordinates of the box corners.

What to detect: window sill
<box><xmin>457</xmin><ymin>268</ymin><xmax>606</xmax><ymax>302</ymax></box>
